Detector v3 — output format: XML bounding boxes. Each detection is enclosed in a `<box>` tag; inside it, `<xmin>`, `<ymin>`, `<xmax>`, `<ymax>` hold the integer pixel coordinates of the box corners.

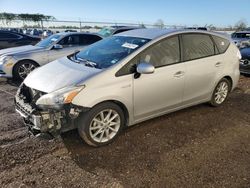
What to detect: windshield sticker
<box><xmin>51</xmin><ymin>38</ymin><xmax>58</xmax><ymax>42</ymax></box>
<box><xmin>111</xmin><ymin>59</ymin><xmax>118</xmax><ymax>64</ymax></box>
<box><xmin>221</xmin><ymin>41</ymin><xmax>225</xmax><ymax>46</ymax></box>
<box><xmin>122</xmin><ymin>43</ymin><xmax>139</xmax><ymax>49</ymax></box>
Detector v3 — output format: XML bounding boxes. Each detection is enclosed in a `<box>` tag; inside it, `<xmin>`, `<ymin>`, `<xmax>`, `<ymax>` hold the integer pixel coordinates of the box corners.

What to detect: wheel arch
<box><xmin>12</xmin><ymin>59</ymin><xmax>40</xmax><ymax>75</ymax></box>
<box><xmin>92</xmin><ymin>100</ymin><xmax>130</xmax><ymax>127</ymax></box>
<box><xmin>222</xmin><ymin>75</ymin><xmax>233</xmax><ymax>91</ymax></box>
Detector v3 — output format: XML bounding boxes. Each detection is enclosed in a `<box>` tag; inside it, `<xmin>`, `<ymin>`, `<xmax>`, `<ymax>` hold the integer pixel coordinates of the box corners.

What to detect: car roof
<box><xmin>115</xmin><ymin>28</ymin><xmax>226</xmax><ymax>40</ymax></box>
<box><xmin>57</xmin><ymin>32</ymin><xmax>103</xmax><ymax>38</ymax></box>
<box><xmin>115</xmin><ymin>28</ymin><xmax>178</xmax><ymax>39</ymax></box>
<box><xmin>116</xmin><ymin>26</ymin><xmax>142</xmax><ymax>30</ymax></box>
<box><xmin>234</xmin><ymin>31</ymin><xmax>250</xmax><ymax>34</ymax></box>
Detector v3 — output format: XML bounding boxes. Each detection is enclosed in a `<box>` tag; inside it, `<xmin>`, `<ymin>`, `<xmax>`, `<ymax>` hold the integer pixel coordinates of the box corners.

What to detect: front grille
<box><xmin>18</xmin><ymin>84</ymin><xmax>46</xmax><ymax>107</ymax></box>
<box><xmin>15</xmin><ymin>100</ymin><xmax>33</xmax><ymax>116</ymax></box>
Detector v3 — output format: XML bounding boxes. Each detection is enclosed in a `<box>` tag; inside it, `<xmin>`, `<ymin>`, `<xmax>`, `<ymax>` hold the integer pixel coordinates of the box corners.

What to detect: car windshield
<box><xmin>74</xmin><ymin>36</ymin><xmax>150</xmax><ymax>69</ymax></box>
<box><xmin>98</xmin><ymin>27</ymin><xmax>116</xmax><ymax>37</ymax></box>
<box><xmin>36</xmin><ymin>34</ymin><xmax>61</xmax><ymax>48</ymax></box>
<box><xmin>232</xmin><ymin>33</ymin><xmax>250</xmax><ymax>39</ymax></box>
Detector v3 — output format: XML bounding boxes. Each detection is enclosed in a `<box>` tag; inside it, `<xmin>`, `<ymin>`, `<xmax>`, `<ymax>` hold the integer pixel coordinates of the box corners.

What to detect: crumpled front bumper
<box><xmin>14</xmin><ymin>83</ymin><xmax>87</xmax><ymax>136</ymax></box>
<box><xmin>15</xmin><ymin>97</ymin><xmax>66</xmax><ymax>134</ymax></box>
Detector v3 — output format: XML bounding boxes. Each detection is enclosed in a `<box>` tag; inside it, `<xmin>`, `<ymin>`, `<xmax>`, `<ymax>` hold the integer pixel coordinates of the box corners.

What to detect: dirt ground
<box><xmin>0</xmin><ymin>76</ymin><xmax>249</xmax><ymax>188</ymax></box>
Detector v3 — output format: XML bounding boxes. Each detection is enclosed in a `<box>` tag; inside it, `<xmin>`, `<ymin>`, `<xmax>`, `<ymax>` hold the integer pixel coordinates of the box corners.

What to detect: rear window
<box><xmin>212</xmin><ymin>35</ymin><xmax>230</xmax><ymax>54</ymax></box>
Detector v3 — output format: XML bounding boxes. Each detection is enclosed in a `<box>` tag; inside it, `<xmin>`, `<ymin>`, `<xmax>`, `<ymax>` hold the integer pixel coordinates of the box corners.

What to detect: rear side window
<box><xmin>182</xmin><ymin>34</ymin><xmax>215</xmax><ymax>61</ymax></box>
<box><xmin>212</xmin><ymin>35</ymin><xmax>230</xmax><ymax>54</ymax></box>
<box><xmin>140</xmin><ymin>36</ymin><xmax>180</xmax><ymax>68</ymax></box>
<box><xmin>79</xmin><ymin>35</ymin><xmax>102</xmax><ymax>45</ymax></box>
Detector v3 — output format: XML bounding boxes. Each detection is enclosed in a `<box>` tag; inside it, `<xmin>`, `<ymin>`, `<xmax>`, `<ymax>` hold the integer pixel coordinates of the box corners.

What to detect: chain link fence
<box><xmin>0</xmin><ymin>19</ymin><xmax>186</xmax><ymax>32</ymax></box>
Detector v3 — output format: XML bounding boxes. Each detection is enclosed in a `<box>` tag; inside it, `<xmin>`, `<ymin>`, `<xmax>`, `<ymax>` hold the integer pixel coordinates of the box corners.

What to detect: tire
<box><xmin>210</xmin><ymin>78</ymin><xmax>231</xmax><ymax>107</ymax></box>
<box><xmin>77</xmin><ymin>102</ymin><xmax>125</xmax><ymax>147</ymax></box>
<box><xmin>13</xmin><ymin>60</ymin><xmax>38</xmax><ymax>81</ymax></box>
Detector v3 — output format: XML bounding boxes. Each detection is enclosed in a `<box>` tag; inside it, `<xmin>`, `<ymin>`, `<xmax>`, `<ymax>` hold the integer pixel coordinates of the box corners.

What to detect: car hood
<box><xmin>24</xmin><ymin>57</ymin><xmax>102</xmax><ymax>93</ymax></box>
<box><xmin>0</xmin><ymin>45</ymin><xmax>44</xmax><ymax>56</ymax></box>
<box><xmin>240</xmin><ymin>47</ymin><xmax>250</xmax><ymax>59</ymax></box>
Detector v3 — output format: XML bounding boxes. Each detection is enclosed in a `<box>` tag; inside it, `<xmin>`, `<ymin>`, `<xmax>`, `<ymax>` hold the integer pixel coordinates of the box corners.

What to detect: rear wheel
<box><xmin>13</xmin><ymin>61</ymin><xmax>38</xmax><ymax>80</ymax></box>
<box><xmin>77</xmin><ymin>102</ymin><xmax>125</xmax><ymax>147</ymax></box>
<box><xmin>210</xmin><ymin>78</ymin><xmax>231</xmax><ymax>107</ymax></box>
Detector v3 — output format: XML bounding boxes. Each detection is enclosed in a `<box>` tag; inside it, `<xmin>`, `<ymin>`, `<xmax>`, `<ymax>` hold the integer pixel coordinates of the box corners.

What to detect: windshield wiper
<box><xmin>76</xmin><ymin>57</ymin><xmax>98</xmax><ymax>68</ymax></box>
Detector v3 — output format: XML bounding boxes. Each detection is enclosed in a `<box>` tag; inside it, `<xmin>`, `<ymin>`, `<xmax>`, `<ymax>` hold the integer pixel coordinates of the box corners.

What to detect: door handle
<box><xmin>215</xmin><ymin>62</ymin><xmax>222</xmax><ymax>67</ymax></box>
<box><xmin>174</xmin><ymin>71</ymin><xmax>185</xmax><ymax>78</ymax></box>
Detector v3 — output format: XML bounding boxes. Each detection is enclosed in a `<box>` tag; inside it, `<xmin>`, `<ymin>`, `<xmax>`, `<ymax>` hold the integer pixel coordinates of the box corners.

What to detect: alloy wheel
<box><xmin>18</xmin><ymin>63</ymin><xmax>36</xmax><ymax>79</ymax></box>
<box><xmin>89</xmin><ymin>109</ymin><xmax>121</xmax><ymax>143</ymax></box>
<box><xmin>214</xmin><ymin>81</ymin><xmax>229</xmax><ymax>104</ymax></box>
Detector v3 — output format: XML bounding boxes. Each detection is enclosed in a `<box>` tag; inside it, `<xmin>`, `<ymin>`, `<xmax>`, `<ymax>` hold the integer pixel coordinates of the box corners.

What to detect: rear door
<box><xmin>181</xmin><ymin>33</ymin><xmax>222</xmax><ymax>105</ymax></box>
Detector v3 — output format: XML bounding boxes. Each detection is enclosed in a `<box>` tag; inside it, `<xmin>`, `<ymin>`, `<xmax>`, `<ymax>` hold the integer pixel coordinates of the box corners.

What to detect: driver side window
<box><xmin>140</xmin><ymin>36</ymin><xmax>180</xmax><ymax>68</ymax></box>
<box><xmin>59</xmin><ymin>35</ymin><xmax>80</xmax><ymax>47</ymax></box>
<box><xmin>116</xmin><ymin>36</ymin><xmax>180</xmax><ymax>77</ymax></box>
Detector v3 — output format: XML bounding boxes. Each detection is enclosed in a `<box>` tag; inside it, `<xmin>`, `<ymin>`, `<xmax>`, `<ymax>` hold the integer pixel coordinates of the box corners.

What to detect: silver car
<box><xmin>15</xmin><ymin>29</ymin><xmax>240</xmax><ymax>147</ymax></box>
<box><xmin>0</xmin><ymin>32</ymin><xmax>103</xmax><ymax>80</ymax></box>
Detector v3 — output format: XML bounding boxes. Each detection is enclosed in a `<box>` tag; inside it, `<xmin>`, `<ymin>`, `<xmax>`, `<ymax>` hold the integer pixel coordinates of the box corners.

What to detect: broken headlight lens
<box><xmin>36</xmin><ymin>85</ymin><xmax>85</xmax><ymax>108</ymax></box>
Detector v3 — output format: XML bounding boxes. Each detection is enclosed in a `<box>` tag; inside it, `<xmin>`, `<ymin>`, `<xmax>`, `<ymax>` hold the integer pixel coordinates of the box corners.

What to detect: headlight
<box><xmin>0</xmin><ymin>56</ymin><xmax>11</xmax><ymax>64</ymax></box>
<box><xmin>0</xmin><ymin>56</ymin><xmax>13</xmax><ymax>65</ymax></box>
<box><xmin>36</xmin><ymin>85</ymin><xmax>85</xmax><ymax>109</ymax></box>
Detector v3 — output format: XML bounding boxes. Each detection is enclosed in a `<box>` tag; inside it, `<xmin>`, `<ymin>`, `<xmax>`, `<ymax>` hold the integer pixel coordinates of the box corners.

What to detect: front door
<box><xmin>133</xmin><ymin>36</ymin><xmax>186</xmax><ymax>121</ymax></box>
<box><xmin>48</xmin><ymin>34</ymin><xmax>84</xmax><ymax>62</ymax></box>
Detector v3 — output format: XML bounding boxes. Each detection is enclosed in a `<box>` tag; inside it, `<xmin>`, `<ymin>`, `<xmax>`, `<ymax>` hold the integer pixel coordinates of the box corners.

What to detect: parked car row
<box><xmin>12</xmin><ymin>28</ymin><xmax>241</xmax><ymax>147</ymax></box>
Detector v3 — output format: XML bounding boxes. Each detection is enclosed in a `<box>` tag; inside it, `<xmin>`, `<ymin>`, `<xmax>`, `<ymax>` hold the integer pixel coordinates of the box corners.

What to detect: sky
<box><xmin>0</xmin><ymin>0</ymin><xmax>249</xmax><ymax>27</ymax></box>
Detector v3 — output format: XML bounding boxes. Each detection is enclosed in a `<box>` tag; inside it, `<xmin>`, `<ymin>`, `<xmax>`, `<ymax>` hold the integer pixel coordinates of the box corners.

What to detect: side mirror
<box><xmin>53</xmin><ymin>44</ymin><xmax>63</xmax><ymax>49</ymax></box>
<box><xmin>136</xmin><ymin>62</ymin><xmax>155</xmax><ymax>74</ymax></box>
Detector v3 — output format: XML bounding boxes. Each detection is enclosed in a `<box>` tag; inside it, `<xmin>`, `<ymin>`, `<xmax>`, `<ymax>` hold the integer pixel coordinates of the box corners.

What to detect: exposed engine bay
<box><xmin>15</xmin><ymin>84</ymin><xmax>85</xmax><ymax>136</ymax></box>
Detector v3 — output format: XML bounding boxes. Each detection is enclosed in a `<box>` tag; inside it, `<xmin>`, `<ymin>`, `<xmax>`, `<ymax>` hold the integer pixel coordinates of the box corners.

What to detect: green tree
<box><xmin>154</xmin><ymin>19</ymin><xmax>165</xmax><ymax>29</ymax></box>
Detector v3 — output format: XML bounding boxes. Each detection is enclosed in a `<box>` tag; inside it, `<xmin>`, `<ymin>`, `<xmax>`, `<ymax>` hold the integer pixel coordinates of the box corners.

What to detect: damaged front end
<box><xmin>15</xmin><ymin>84</ymin><xmax>86</xmax><ymax>136</ymax></box>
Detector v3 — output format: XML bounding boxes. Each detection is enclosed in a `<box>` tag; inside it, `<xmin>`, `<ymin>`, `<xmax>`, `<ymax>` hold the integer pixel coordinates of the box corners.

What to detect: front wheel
<box><xmin>13</xmin><ymin>61</ymin><xmax>38</xmax><ymax>80</ymax></box>
<box><xmin>77</xmin><ymin>102</ymin><xmax>125</xmax><ymax>147</ymax></box>
<box><xmin>210</xmin><ymin>78</ymin><xmax>231</xmax><ymax>107</ymax></box>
